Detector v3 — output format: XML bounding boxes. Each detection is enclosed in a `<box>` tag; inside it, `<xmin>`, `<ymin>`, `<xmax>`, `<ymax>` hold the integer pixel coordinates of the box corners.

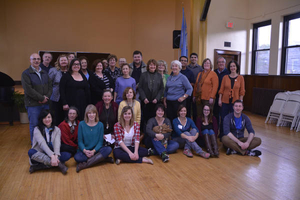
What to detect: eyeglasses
<box><xmin>73</xmin><ymin>63</ymin><xmax>80</xmax><ymax>66</ymax></box>
<box><xmin>180</xmin><ymin>60</ymin><xmax>188</xmax><ymax>62</ymax></box>
<box><xmin>218</xmin><ymin>61</ymin><xmax>225</xmax><ymax>63</ymax></box>
<box><xmin>203</xmin><ymin>109</ymin><xmax>210</xmax><ymax>111</ymax></box>
<box><xmin>31</xmin><ymin>58</ymin><xmax>41</xmax><ymax>61</ymax></box>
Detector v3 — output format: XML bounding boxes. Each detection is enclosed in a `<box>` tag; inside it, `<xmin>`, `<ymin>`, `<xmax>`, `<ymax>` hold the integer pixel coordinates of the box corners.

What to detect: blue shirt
<box><xmin>115</xmin><ymin>76</ymin><xmax>136</xmax><ymax>104</ymax></box>
<box><xmin>164</xmin><ymin>73</ymin><xmax>193</xmax><ymax>101</ymax></box>
<box><xmin>172</xmin><ymin>117</ymin><xmax>199</xmax><ymax>138</ymax></box>
<box><xmin>180</xmin><ymin>68</ymin><xmax>195</xmax><ymax>84</ymax></box>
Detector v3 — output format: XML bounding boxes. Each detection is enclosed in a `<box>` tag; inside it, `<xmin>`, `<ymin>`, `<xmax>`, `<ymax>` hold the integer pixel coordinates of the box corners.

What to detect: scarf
<box><xmin>195</xmin><ymin>70</ymin><xmax>211</xmax><ymax>101</ymax></box>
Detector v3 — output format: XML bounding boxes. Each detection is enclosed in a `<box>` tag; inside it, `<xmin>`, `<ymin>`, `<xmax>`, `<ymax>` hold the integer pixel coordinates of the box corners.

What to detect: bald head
<box><xmin>30</xmin><ymin>53</ymin><xmax>41</xmax><ymax>69</ymax></box>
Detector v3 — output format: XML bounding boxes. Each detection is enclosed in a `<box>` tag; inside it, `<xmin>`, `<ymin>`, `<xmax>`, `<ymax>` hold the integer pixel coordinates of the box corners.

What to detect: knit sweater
<box><xmin>193</xmin><ymin>70</ymin><xmax>219</xmax><ymax>100</ymax></box>
<box><xmin>31</xmin><ymin>126</ymin><xmax>61</xmax><ymax>157</ymax></box>
<box><xmin>58</xmin><ymin>120</ymin><xmax>79</xmax><ymax>148</ymax></box>
<box><xmin>219</xmin><ymin>75</ymin><xmax>245</xmax><ymax>104</ymax></box>
<box><xmin>118</xmin><ymin>100</ymin><xmax>141</xmax><ymax>124</ymax></box>
<box><xmin>77</xmin><ymin>121</ymin><xmax>104</xmax><ymax>152</ymax></box>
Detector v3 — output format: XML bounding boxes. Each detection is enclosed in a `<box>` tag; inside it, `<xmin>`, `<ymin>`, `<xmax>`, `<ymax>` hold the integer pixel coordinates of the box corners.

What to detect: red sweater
<box><xmin>58</xmin><ymin>120</ymin><xmax>79</xmax><ymax>148</ymax></box>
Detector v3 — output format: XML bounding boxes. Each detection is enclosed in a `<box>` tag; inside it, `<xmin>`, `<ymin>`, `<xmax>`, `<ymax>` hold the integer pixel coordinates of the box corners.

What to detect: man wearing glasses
<box><xmin>21</xmin><ymin>53</ymin><xmax>52</xmax><ymax>142</ymax></box>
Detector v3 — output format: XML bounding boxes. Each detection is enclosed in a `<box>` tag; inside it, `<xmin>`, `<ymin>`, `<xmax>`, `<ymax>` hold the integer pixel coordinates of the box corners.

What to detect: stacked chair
<box><xmin>266</xmin><ymin>91</ymin><xmax>300</xmax><ymax>131</ymax></box>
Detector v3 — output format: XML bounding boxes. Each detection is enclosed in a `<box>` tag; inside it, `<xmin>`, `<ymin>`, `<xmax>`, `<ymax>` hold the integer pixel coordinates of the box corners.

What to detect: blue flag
<box><xmin>180</xmin><ymin>7</ymin><xmax>188</xmax><ymax>57</ymax></box>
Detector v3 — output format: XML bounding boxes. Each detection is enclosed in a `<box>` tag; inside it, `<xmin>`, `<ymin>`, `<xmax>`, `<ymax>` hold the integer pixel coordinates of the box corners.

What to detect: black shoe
<box><xmin>161</xmin><ymin>152</ymin><xmax>169</xmax><ymax>163</ymax></box>
<box><xmin>247</xmin><ymin>150</ymin><xmax>262</xmax><ymax>157</ymax></box>
<box><xmin>105</xmin><ymin>157</ymin><xmax>114</xmax><ymax>164</ymax></box>
<box><xmin>148</xmin><ymin>148</ymin><xmax>154</xmax><ymax>156</ymax></box>
<box><xmin>226</xmin><ymin>148</ymin><xmax>237</xmax><ymax>155</ymax></box>
<box><xmin>29</xmin><ymin>163</ymin><xmax>50</xmax><ymax>174</ymax></box>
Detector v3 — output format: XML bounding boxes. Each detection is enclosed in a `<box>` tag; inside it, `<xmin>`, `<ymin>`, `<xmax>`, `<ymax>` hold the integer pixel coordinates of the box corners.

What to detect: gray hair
<box><xmin>217</xmin><ymin>57</ymin><xmax>226</xmax><ymax>64</ymax></box>
<box><xmin>171</xmin><ymin>60</ymin><xmax>182</xmax><ymax>70</ymax></box>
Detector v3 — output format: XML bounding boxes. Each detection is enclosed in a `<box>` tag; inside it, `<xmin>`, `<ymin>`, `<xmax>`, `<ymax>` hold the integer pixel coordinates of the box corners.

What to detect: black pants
<box><xmin>60</xmin><ymin>143</ymin><xmax>77</xmax><ymax>156</ymax></box>
<box><xmin>166</xmin><ymin>99</ymin><xmax>186</xmax><ymax>121</ymax></box>
<box><xmin>50</xmin><ymin>99</ymin><xmax>65</xmax><ymax>126</ymax></box>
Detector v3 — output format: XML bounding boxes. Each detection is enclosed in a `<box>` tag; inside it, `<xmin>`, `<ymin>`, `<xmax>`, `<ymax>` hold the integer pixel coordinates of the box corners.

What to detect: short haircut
<box><xmin>233</xmin><ymin>99</ymin><xmax>244</xmax><ymax>106</ymax></box>
<box><xmin>79</xmin><ymin>56</ymin><xmax>89</xmax><ymax>66</ymax></box>
<box><xmin>201</xmin><ymin>58</ymin><xmax>213</xmax><ymax>70</ymax></box>
<box><xmin>91</xmin><ymin>59</ymin><xmax>103</xmax><ymax>72</ymax></box>
<box><xmin>43</xmin><ymin>52</ymin><xmax>52</xmax><ymax>59</ymax></box>
<box><xmin>155</xmin><ymin>103</ymin><xmax>165</xmax><ymax>114</ymax></box>
<box><xmin>171</xmin><ymin>60</ymin><xmax>182</xmax><ymax>70</ymax></box>
<box><xmin>179</xmin><ymin>56</ymin><xmax>188</xmax><ymax>62</ymax></box>
<box><xmin>157</xmin><ymin>60</ymin><xmax>168</xmax><ymax>74</ymax></box>
<box><xmin>119</xmin><ymin>106</ymin><xmax>134</xmax><ymax>127</ymax></box>
<box><xmin>146</xmin><ymin>59</ymin><xmax>158</xmax><ymax>71</ymax></box>
<box><xmin>177</xmin><ymin>104</ymin><xmax>187</xmax><ymax>116</ymax></box>
<box><xmin>84</xmin><ymin>104</ymin><xmax>99</xmax><ymax>123</ymax></box>
<box><xmin>107</xmin><ymin>54</ymin><xmax>117</xmax><ymax>62</ymax></box>
<box><xmin>133</xmin><ymin>50</ymin><xmax>142</xmax><ymax>57</ymax></box>
<box><xmin>55</xmin><ymin>54</ymin><xmax>69</xmax><ymax>70</ymax></box>
<box><xmin>122</xmin><ymin>87</ymin><xmax>136</xmax><ymax>100</ymax></box>
<box><xmin>102</xmin><ymin>88</ymin><xmax>113</xmax><ymax>97</ymax></box>
<box><xmin>190</xmin><ymin>53</ymin><xmax>198</xmax><ymax>58</ymax></box>
<box><xmin>121</xmin><ymin>63</ymin><xmax>130</xmax><ymax>71</ymax></box>
<box><xmin>227</xmin><ymin>60</ymin><xmax>240</xmax><ymax>74</ymax></box>
<box><xmin>217</xmin><ymin>56</ymin><xmax>226</xmax><ymax>63</ymax></box>
<box><xmin>68</xmin><ymin>58</ymin><xmax>82</xmax><ymax>73</ymax></box>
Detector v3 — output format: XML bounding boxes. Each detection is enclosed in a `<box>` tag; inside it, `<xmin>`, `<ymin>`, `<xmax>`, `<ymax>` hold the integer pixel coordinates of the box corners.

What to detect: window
<box><xmin>251</xmin><ymin>20</ymin><xmax>271</xmax><ymax>74</ymax></box>
<box><xmin>281</xmin><ymin>12</ymin><xmax>300</xmax><ymax>75</ymax></box>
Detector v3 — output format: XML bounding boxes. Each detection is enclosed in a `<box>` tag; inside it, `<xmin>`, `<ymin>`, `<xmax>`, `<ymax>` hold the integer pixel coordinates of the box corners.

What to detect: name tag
<box><xmin>178</xmin><ymin>125</ymin><xmax>183</xmax><ymax>129</ymax></box>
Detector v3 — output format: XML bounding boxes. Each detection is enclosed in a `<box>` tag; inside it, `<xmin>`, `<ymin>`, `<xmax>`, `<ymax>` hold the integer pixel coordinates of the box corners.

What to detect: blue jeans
<box><xmin>183</xmin><ymin>128</ymin><xmax>204</xmax><ymax>154</ymax></box>
<box><xmin>202</xmin><ymin>129</ymin><xmax>215</xmax><ymax>135</ymax></box>
<box><xmin>152</xmin><ymin>139</ymin><xmax>179</xmax><ymax>156</ymax></box>
<box><xmin>28</xmin><ymin>149</ymin><xmax>72</xmax><ymax>164</ymax></box>
<box><xmin>26</xmin><ymin>104</ymin><xmax>49</xmax><ymax>142</ymax></box>
<box><xmin>74</xmin><ymin>146</ymin><xmax>112</xmax><ymax>163</ymax></box>
<box><xmin>220</xmin><ymin>103</ymin><xmax>233</xmax><ymax>138</ymax></box>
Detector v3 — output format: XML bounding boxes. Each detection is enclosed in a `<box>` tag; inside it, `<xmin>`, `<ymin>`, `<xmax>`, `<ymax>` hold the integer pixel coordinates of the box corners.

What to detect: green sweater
<box><xmin>78</xmin><ymin>121</ymin><xmax>104</xmax><ymax>152</ymax></box>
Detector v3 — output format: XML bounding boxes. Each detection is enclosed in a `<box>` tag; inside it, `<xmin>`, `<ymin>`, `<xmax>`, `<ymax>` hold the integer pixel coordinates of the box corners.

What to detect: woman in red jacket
<box><xmin>58</xmin><ymin>107</ymin><xmax>80</xmax><ymax>156</ymax></box>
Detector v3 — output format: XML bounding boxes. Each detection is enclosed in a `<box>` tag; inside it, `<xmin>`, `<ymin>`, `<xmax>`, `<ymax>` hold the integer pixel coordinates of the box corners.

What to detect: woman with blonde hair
<box><xmin>74</xmin><ymin>104</ymin><xmax>112</xmax><ymax>172</ymax></box>
<box><xmin>48</xmin><ymin>54</ymin><xmax>69</xmax><ymax>125</ymax></box>
<box><xmin>113</xmin><ymin>106</ymin><xmax>153</xmax><ymax>165</ymax></box>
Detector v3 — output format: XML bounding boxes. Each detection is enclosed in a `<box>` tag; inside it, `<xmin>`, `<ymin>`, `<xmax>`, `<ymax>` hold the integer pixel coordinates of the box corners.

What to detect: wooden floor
<box><xmin>0</xmin><ymin>112</ymin><xmax>299</xmax><ymax>200</ymax></box>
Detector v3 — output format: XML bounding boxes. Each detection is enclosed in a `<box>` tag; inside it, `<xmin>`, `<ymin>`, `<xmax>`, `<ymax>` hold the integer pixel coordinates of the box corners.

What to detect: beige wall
<box><xmin>206</xmin><ymin>0</ymin><xmax>300</xmax><ymax>75</ymax></box>
<box><xmin>0</xmin><ymin>0</ymin><xmax>191</xmax><ymax>80</ymax></box>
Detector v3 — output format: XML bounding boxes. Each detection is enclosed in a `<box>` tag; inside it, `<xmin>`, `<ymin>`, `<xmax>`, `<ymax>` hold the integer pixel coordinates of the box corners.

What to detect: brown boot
<box><xmin>76</xmin><ymin>152</ymin><xmax>105</xmax><ymax>173</ymax></box>
<box><xmin>204</xmin><ymin>134</ymin><xmax>214</xmax><ymax>157</ymax></box>
<box><xmin>210</xmin><ymin>135</ymin><xmax>219</xmax><ymax>157</ymax></box>
<box><xmin>58</xmin><ymin>162</ymin><xmax>68</xmax><ymax>175</ymax></box>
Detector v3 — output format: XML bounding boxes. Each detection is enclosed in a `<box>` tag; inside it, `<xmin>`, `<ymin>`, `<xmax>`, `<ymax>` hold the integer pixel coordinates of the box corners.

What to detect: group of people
<box><xmin>21</xmin><ymin>50</ymin><xmax>262</xmax><ymax>174</ymax></box>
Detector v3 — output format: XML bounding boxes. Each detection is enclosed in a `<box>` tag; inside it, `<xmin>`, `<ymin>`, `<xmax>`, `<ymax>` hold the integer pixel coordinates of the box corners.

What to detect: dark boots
<box><xmin>76</xmin><ymin>152</ymin><xmax>105</xmax><ymax>173</ymax></box>
<box><xmin>204</xmin><ymin>134</ymin><xmax>214</xmax><ymax>157</ymax></box>
<box><xmin>58</xmin><ymin>162</ymin><xmax>68</xmax><ymax>175</ymax></box>
<box><xmin>210</xmin><ymin>135</ymin><xmax>219</xmax><ymax>157</ymax></box>
<box><xmin>29</xmin><ymin>164</ymin><xmax>50</xmax><ymax>173</ymax></box>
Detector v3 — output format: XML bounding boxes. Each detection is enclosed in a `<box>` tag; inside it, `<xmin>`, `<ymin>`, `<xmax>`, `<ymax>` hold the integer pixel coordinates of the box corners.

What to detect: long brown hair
<box><xmin>201</xmin><ymin>104</ymin><xmax>213</xmax><ymax>123</ymax></box>
<box><xmin>119</xmin><ymin>106</ymin><xmax>134</xmax><ymax>127</ymax></box>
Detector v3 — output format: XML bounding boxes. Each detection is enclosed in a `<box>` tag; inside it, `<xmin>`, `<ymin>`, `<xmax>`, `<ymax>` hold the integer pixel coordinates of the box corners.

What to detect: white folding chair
<box><xmin>265</xmin><ymin>92</ymin><xmax>289</xmax><ymax>123</ymax></box>
<box><xmin>276</xmin><ymin>100</ymin><xmax>300</xmax><ymax>130</ymax></box>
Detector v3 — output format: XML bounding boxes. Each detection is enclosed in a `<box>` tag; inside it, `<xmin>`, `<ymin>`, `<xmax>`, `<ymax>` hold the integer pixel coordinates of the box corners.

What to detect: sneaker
<box><xmin>115</xmin><ymin>159</ymin><xmax>121</xmax><ymax>165</ymax></box>
<box><xmin>226</xmin><ymin>148</ymin><xmax>237</xmax><ymax>155</ymax></box>
<box><xmin>183</xmin><ymin>149</ymin><xmax>193</xmax><ymax>158</ymax></box>
<box><xmin>199</xmin><ymin>152</ymin><xmax>210</xmax><ymax>159</ymax></box>
<box><xmin>148</xmin><ymin>148</ymin><xmax>154</xmax><ymax>156</ymax></box>
<box><xmin>161</xmin><ymin>152</ymin><xmax>169</xmax><ymax>163</ymax></box>
<box><xmin>247</xmin><ymin>150</ymin><xmax>262</xmax><ymax>157</ymax></box>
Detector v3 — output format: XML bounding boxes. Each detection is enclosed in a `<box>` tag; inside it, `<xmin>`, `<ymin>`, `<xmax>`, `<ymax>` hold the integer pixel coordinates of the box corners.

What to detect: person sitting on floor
<box><xmin>222</xmin><ymin>100</ymin><xmax>262</xmax><ymax>156</ymax></box>
<box><xmin>28</xmin><ymin>109</ymin><xmax>71</xmax><ymax>174</ymax></box>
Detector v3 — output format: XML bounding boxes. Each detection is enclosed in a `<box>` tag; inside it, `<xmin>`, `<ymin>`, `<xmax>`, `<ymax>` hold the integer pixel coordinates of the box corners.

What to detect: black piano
<box><xmin>0</xmin><ymin>72</ymin><xmax>15</xmax><ymax>125</ymax></box>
